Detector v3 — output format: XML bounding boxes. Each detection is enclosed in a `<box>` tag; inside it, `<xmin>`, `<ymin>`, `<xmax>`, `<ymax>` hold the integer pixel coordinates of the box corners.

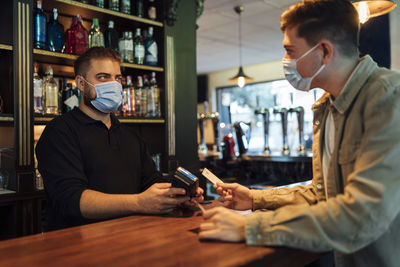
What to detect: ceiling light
<box><xmin>229</xmin><ymin>5</ymin><xmax>253</xmax><ymax>88</ymax></box>
<box><xmin>352</xmin><ymin>0</ymin><xmax>397</xmax><ymax>24</ymax></box>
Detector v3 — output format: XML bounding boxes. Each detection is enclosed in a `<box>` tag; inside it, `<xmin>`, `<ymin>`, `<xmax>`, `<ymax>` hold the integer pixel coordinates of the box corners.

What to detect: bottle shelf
<box><xmin>49</xmin><ymin>0</ymin><xmax>163</xmax><ymax>28</ymax></box>
<box><xmin>33</xmin><ymin>49</ymin><xmax>164</xmax><ymax>72</ymax></box>
<box><xmin>34</xmin><ymin>115</ymin><xmax>165</xmax><ymax>124</ymax></box>
<box><xmin>0</xmin><ymin>114</ymin><xmax>14</xmax><ymax>122</ymax></box>
<box><xmin>0</xmin><ymin>44</ymin><xmax>12</xmax><ymax>51</ymax></box>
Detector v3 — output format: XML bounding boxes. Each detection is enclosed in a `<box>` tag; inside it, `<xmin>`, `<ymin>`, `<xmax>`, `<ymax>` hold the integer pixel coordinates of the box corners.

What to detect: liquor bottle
<box><xmin>147</xmin><ymin>0</ymin><xmax>156</xmax><ymax>20</ymax></box>
<box><xmin>140</xmin><ymin>76</ymin><xmax>148</xmax><ymax>117</ymax></box>
<box><xmin>42</xmin><ymin>65</ymin><xmax>59</xmax><ymax>115</ymax></box>
<box><xmin>135</xmin><ymin>76</ymin><xmax>143</xmax><ymax>117</ymax></box>
<box><xmin>63</xmin><ymin>83</ymin><xmax>79</xmax><ymax>113</ymax></box>
<box><xmin>134</xmin><ymin>28</ymin><xmax>145</xmax><ymax>65</ymax></box>
<box><xmin>121</xmin><ymin>76</ymin><xmax>128</xmax><ymax>116</ymax></box>
<box><xmin>34</xmin><ymin>0</ymin><xmax>47</xmax><ymax>49</ymax></box>
<box><xmin>108</xmin><ymin>0</ymin><xmax>119</xmax><ymax>11</ymax></box>
<box><xmin>33</xmin><ymin>63</ymin><xmax>43</xmax><ymax>114</ymax></box>
<box><xmin>75</xmin><ymin>14</ymin><xmax>89</xmax><ymax>54</ymax></box>
<box><xmin>126</xmin><ymin>75</ymin><xmax>135</xmax><ymax>116</ymax></box>
<box><xmin>88</xmin><ymin>18</ymin><xmax>105</xmax><ymax>48</ymax></box>
<box><xmin>47</xmin><ymin>8</ymin><xmax>64</xmax><ymax>52</ymax></box>
<box><xmin>119</xmin><ymin>31</ymin><xmax>133</xmax><ymax>63</ymax></box>
<box><xmin>93</xmin><ymin>0</ymin><xmax>104</xmax><ymax>8</ymax></box>
<box><xmin>105</xmin><ymin>20</ymin><xmax>119</xmax><ymax>51</ymax></box>
<box><xmin>136</xmin><ymin>0</ymin><xmax>144</xmax><ymax>18</ymax></box>
<box><xmin>144</xmin><ymin>75</ymin><xmax>153</xmax><ymax>117</ymax></box>
<box><xmin>150</xmin><ymin>72</ymin><xmax>161</xmax><ymax>117</ymax></box>
<box><xmin>145</xmin><ymin>27</ymin><xmax>158</xmax><ymax>66</ymax></box>
<box><xmin>65</xmin><ymin>17</ymin><xmax>77</xmax><ymax>54</ymax></box>
<box><xmin>120</xmin><ymin>0</ymin><xmax>131</xmax><ymax>14</ymax></box>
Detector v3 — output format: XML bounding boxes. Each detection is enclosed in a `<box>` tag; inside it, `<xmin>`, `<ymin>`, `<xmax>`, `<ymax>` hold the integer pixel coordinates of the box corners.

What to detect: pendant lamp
<box><xmin>352</xmin><ymin>0</ymin><xmax>397</xmax><ymax>23</ymax></box>
<box><xmin>229</xmin><ymin>5</ymin><xmax>253</xmax><ymax>88</ymax></box>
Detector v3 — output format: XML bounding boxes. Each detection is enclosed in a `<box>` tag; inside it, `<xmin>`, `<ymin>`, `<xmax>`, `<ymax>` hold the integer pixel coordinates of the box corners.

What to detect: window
<box><xmin>216</xmin><ymin>79</ymin><xmax>324</xmax><ymax>155</ymax></box>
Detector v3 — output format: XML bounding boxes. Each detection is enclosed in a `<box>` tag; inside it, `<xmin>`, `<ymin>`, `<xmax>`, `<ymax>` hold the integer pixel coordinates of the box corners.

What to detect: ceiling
<box><xmin>196</xmin><ymin>0</ymin><xmax>299</xmax><ymax>74</ymax></box>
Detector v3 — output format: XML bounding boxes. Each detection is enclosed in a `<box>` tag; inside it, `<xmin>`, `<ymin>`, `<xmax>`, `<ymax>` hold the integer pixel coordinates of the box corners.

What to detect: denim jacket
<box><xmin>245</xmin><ymin>56</ymin><xmax>400</xmax><ymax>267</ymax></box>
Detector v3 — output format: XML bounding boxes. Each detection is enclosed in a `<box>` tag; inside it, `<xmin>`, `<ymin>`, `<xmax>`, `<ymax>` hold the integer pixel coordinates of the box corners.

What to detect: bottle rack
<box><xmin>30</xmin><ymin>0</ymin><xmax>165</xmax><ymax>124</ymax></box>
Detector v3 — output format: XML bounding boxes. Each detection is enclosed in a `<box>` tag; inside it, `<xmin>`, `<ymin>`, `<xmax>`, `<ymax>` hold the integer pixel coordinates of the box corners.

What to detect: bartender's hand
<box><xmin>214</xmin><ymin>183</ymin><xmax>253</xmax><ymax>210</ymax></box>
<box><xmin>199</xmin><ymin>207</ymin><xmax>246</xmax><ymax>242</ymax></box>
<box><xmin>137</xmin><ymin>183</ymin><xmax>189</xmax><ymax>214</ymax></box>
<box><xmin>183</xmin><ymin>187</ymin><xmax>204</xmax><ymax>207</ymax></box>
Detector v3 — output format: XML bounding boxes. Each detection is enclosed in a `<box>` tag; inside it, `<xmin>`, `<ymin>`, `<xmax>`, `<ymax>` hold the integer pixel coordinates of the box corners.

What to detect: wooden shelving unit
<box><xmin>53</xmin><ymin>0</ymin><xmax>163</xmax><ymax>27</ymax></box>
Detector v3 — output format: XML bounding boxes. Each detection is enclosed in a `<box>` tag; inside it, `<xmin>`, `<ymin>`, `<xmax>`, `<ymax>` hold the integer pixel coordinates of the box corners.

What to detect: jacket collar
<box><xmin>333</xmin><ymin>55</ymin><xmax>378</xmax><ymax>114</ymax></box>
<box><xmin>312</xmin><ymin>55</ymin><xmax>378</xmax><ymax>114</ymax></box>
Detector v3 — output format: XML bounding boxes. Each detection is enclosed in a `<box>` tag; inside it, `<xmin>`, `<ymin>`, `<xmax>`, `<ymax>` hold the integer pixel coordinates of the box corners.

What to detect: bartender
<box><xmin>36</xmin><ymin>47</ymin><xmax>203</xmax><ymax>231</ymax></box>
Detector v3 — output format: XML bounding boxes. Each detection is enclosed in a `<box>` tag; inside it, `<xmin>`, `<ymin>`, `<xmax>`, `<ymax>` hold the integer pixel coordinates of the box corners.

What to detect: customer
<box><xmin>36</xmin><ymin>47</ymin><xmax>203</xmax><ymax>231</ymax></box>
<box><xmin>199</xmin><ymin>1</ymin><xmax>400</xmax><ymax>266</ymax></box>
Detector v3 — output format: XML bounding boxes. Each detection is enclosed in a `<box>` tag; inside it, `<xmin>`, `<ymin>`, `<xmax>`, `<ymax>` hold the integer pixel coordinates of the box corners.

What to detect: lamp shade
<box><xmin>352</xmin><ymin>0</ymin><xmax>397</xmax><ymax>23</ymax></box>
<box><xmin>229</xmin><ymin>66</ymin><xmax>254</xmax><ymax>88</ymax></box>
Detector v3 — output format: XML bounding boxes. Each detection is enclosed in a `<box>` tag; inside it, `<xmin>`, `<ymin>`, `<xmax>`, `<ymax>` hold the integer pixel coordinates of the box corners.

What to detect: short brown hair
<box><xmin>74</xmin><ymin>47</ymin><xmax>121</xmax><ymax>77</ymax></box>
<box><xmin>281</xmin><ymin>0</ymin><xmax>359</xmax><ymax>57</ymax></box>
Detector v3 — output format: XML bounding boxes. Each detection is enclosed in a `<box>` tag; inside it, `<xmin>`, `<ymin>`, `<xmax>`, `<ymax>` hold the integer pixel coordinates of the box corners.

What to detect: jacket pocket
<box><xmin>338</xmin><ymin>143</ymin><xmax>360</xmax><ymax>185</ymax></box>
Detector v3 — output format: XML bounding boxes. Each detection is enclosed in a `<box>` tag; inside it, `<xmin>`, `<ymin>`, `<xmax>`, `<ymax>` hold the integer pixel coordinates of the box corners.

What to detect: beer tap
<box><xmin>273</xmin><ymin>107</ymin><xmax>290</xmax><ymax>155</ymax></box>
<box><xmin>210</xmin><ymin>112</ymin><xmax>220</xmax><ymax>153</ymax></box>
<box><xmin>255</xmin><ymin>107</ymin><xmax>271</xmax><ymax>155</ymax></box>
<box><xmin>197</xmin><ymin>113</ymin><xmax>208</xmax><ymax>155</ymax></box>
<box><xmin>289</xmin><ymin>106</ymin><xmax>306</xmax><ymax>154</ymax></box>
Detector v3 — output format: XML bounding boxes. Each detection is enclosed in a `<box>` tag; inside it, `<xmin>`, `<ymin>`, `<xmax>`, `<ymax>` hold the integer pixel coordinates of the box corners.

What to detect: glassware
<box><xmin>105</xmin><ymin>20</ymin><xmax>119</xmax><ymax>51</ymax></box>
<box><xmin>88</xmin><ymin>18</ymin><xmax>105</xmax><ymax>48</ymax></box>
<box><xmin>135</xmin><ymin>76</ymin><xmax>143</xmax><ymax>116</ymax></box>
<box><xmin>42</xmin><ymin>65</ymin><xmax>59</xmax><ymax>115</ymax></box>
<box><xmin>119</xmin><ymin>31</ymin><xmax>133</xmax><ymax>63</ymax></box>
<box><xmin>93</xmin><ymin>0</ymin><xmax>104</xmax><ymax>8</ymax></box>
<box><xmin>120</xmin><ymin>0</ymin><xmax>131</xmax><ymax>14</ymax></box>
<box><xmin>75</xmin><ymin>14</ymin><xmax>89</xmax><ymax>55</ymax></box>
<box><xmin>47</xmin><ymin>8</ymin><xmax>64</xmax><ymax>52</ymax></box>
<box><xmin>126</xmin><ymin>75</ymin><xmax>135</xmax><ymax>116</ymax></box>
<box><xmin>145</xmin><ymin>26</ymin><xmax>157</xmax><ymax>66</ymax></box>
<box><xmin>34</xmin><ymin>0</ymin><xmax>47</xmax><ymax>49</ymax></box>
<box><xmin>33</xmin><ymin>62</ymin><xmax>43</xmax><ymax>113</ymax></box>
<box><xmin>65</xmin><ymin>17</ymin><xmax>78</xmax><ymax>54</ymax></box>
<box><xmin>148</xmin><ymin>0</ymin><xmax>156</xmax><ymax>20</ymax></box>
<box><xmin>136</xmin><ymin>0</ymin><xmax>144</xmax><ymax>17</ymax></box>
<box><xmin>0</xmin><ymin>169</ymin><xmax>9</xmax><ymax>191</ymax></box>
<box><xmin>108</xmin><ymin>0</ymin><xmax>119</xmax><ymax>11</ymax></box>
<box><xmin>134</xmin><ymin>28</ymin><xmax>145</xmax><ymax>64</ymax></box>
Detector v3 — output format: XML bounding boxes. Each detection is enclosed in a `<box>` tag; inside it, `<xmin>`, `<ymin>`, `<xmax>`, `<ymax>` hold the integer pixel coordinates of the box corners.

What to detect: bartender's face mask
<box><xmin>80</xmin><ymin>76</ymin><xmax>123</xmax><ymax>114</ymax></box>
<box><xmin>282</xmin><ymin>44</ymin><xmax>325</xmax><ymax>92</ymax></box>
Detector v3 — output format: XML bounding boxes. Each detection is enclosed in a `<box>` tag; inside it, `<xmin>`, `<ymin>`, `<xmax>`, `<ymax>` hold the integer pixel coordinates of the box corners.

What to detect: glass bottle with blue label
<box><xmin>145</xmin><ymin>27</ymin><xmax>158</xmax><ymax>66</ymax></box>
<box><xmin>47</xmin><ymin>8</ymin><xmax>64</xmax><ymax>52</ymax></box>
<box><xmin>34</xmin><ymin>0</ymin><xmax>47</xmax><ymax>49</ymax></box>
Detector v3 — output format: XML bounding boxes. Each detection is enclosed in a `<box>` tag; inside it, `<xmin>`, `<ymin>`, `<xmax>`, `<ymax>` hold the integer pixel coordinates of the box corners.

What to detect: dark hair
<box><xmin>281</xmin><ymin>0</ymin><xmax>359</xmax><ymax>57</ymax></box>
<box><xmin>74</xmin><ymin>47</ymin><xmax>121</xmax><ymax>77</ymax></box>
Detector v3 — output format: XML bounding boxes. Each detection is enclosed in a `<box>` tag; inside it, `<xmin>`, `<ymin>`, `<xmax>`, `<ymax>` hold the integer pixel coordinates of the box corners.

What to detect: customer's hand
<box><xmin>199</xmin><ymin>206</ymin><xmax>246</xmax><ymax>242</ymax></box>
<box><xmin>137</xmin><ymin>183</ymin><xmax>189</xmax><ymax>214</ymax></box>
<box><xmin>183</xmin><ymin>187</ymin><xmax>204</xmax><ymax>208</ymax></box>
<box><xmin>214</xmin><ymin>183</ymin><xmax>253</xmax><ymax>210</ymax></box>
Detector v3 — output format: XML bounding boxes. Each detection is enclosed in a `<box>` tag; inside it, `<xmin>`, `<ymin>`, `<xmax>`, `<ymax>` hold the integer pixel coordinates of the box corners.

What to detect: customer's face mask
<box><xmin>282</xmin><ymin>44</ymin><xmax>325</xmax><ymax>92</ymax></box>
<box><xmin>81</xmin><ymin>77</ymin><xmax>123</xmax><ymax>113</ymax></box>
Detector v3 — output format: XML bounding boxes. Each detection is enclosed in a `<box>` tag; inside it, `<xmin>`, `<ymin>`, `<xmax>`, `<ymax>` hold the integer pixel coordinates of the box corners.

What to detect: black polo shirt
<box><xmin>36</xmin><ymin>107</ymin><xmax>162</xmax><ymax>231</ymax></box>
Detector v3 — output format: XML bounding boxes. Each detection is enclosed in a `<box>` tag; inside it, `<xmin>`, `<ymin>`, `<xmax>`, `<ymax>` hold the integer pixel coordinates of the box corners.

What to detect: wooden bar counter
<box><xmin>0</xmin><ymin>203</ymin><xmax>322</xmax><ymax>266</ymax></box>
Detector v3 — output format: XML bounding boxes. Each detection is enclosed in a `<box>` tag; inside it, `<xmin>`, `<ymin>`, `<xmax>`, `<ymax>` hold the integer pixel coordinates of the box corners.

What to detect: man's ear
<box><xmin>319</xmin><ymin>40</ymin><xmax>334</xmax><ymax>64</ymax></box>
<box><xmin>75</xmin><ymin>75</ymin><xmax>85</xmax><ymax>93</ymax></box>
